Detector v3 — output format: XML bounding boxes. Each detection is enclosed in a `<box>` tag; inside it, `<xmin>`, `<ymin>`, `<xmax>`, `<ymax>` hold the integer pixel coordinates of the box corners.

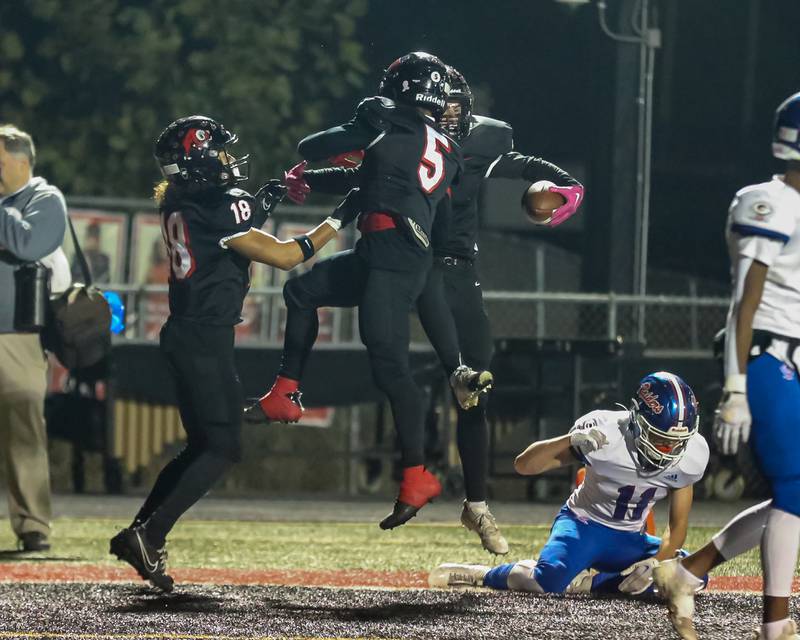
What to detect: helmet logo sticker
<box><xmin>431</xmin><ymin>71</ymin><xmax>441</xmax><ymax>82</ymax></box>
<box><xmin>751</xmin><ymin>202</ymin><xmax>773</xmax><ymax>219</ymax></box>
<box><xmin>402</xmin><ymin>80</ymin><xmax>410</xmax><ymax>92</ymax></box>
<box><xmin>181</xmin><ymin>128</ymin><xmax>208</xmax><ymax>154</ymax></box>
<box><xmin>637</xmin><ymin>383</ymin><xmax>664</xmax><ymax>414</ymax></box>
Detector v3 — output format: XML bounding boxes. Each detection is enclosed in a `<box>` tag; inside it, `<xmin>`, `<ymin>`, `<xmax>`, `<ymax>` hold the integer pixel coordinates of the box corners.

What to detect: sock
<box><xmin>467</xmin><ymin>501</ymin><xmax>488</xmax><ymax>513</ymax></box>
<box><xmin>677</xmin><ymin>559</ymin><xmax>706</xmax><ymax>589</ymax></box>
<box><xmin>762</xmin><ymin>618</ymin><xmax>793</xmax><ymax>640</ymax></box>
<box><xmin>483</xmin><ymin>563</ymin><xmax>515</xmax><ymax>590</ymax></box>
<box><xmin>762</xmin><ymin>507</ymin><xmax>800</xmax><ymax>598</ymax></box>
<box><xmin>712</xmin><ymin>499</ymin><xmax>772</xmax><ymax>560</ymax></box>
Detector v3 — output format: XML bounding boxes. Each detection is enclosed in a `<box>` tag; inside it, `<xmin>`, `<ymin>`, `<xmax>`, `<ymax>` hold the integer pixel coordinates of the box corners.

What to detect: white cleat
<box><xmin>653</xmin><ymin>559</ymin><xmax>702</xmax><ymax>640</ymax></box>
<box><xmin>751</xmin><ymin>620</ymin><xmax>800</xmax><ymax>640</ymax></box>
<box><xmin>460</xmin><ymin>501</ymin><xmax>509</xmax><ymax>555</ymax></box>
<box><xmin>428</xmin><ymin>562</ymin><xmax>490</xmax><ymax>589</ymax></box>
<box><xmin>450</xmin><ymin>365</ymin><xmax>493</xmax><ymax>410</ymax></box>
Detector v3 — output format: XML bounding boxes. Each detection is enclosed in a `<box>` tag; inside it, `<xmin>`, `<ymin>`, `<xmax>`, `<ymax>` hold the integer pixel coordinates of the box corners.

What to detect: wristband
<box><xmin>323</xmin><ymin>216</ymin><xmax>342</xmax><ymax>231</ymax></box>
<box><xmin>724</xmin><ymin>374</ymin><xmax>747</xmax><ymax>394</ymax></box>
<box><xmin>293</xmin><ymin>235</ymin><xmax>315</xmax><ymax>261</ymax></box>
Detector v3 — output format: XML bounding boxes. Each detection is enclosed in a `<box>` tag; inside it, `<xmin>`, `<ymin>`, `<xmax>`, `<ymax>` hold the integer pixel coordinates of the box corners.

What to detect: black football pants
<box><xmin>133</xmin><ymin>318</ymin><xmax>243</xmax><ymax>546</ymax></box>
<box><xmin>416</xmin><ymin>258</ymin><xmax>493</xmax><ymax>502</ymax></box>
<box><xmin>280</xmin><ymin>229</ymin><xmax>431</xmax><ymax>468</ymax></box>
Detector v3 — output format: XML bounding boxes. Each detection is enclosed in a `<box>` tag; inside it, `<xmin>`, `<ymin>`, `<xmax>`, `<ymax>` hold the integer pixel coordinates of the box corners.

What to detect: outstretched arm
<box><xmin>514</xmin><ymin>434</ymin><xmax>576</xmax><ymax>476</ymax></box>
<box><xmin>226</xmin><ymin>189</ymin><xmax>360</xmax><ymax>270</ymax></box>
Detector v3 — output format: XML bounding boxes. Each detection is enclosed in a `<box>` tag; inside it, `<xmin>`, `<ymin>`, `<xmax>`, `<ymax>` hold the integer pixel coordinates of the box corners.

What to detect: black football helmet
<box><xmin>439</xmin><ymin>66</ymin><xmax>473</xmax><ymax>141</ymax></box>
<box><xmin>379</xmin><ymin>52</ymin><xmax>450</xmax><ymax>118</ymax></box>
<box><xmin>154</xmin><ymin>115</ymin><xmax>249</xmax><ymax>187</ymax></box>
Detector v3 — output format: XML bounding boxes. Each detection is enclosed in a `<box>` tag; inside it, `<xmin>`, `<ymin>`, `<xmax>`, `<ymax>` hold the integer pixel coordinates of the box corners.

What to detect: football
<box><xmin>524</xmin><ymin>180</ymin><xmax>566</xmax><ymax>224</ymax></box>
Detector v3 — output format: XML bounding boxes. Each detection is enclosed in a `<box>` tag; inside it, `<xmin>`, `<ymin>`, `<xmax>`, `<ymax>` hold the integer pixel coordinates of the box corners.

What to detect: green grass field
<box><xmin>0</xmin><ymin>518</ymin><xmax>769</xmax><ymax>577</ymax></box>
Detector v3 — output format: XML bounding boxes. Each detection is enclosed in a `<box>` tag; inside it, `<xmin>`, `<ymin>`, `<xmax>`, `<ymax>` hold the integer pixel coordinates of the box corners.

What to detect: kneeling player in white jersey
<box><xmin>429</xmin><ymin>371</ymin><xmax>709</xmax><ymax>597</ymax></box>
<box><xmin>654</xmin><ymin>93</ymin><xmax>800</xmax><ymax>640</ymax></box>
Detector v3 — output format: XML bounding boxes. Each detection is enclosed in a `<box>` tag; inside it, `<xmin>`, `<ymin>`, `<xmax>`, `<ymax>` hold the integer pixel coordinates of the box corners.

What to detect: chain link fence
<box><xmin>109</xmin><ymin>284</ymin><xmax>730</xmax><ymax>355</ymax></box>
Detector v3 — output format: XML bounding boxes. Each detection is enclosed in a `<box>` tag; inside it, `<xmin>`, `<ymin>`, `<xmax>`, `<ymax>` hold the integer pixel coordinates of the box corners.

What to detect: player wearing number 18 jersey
<box><xmin>109</xmin><ymin>115</ymin><xmax>358</xmax><ymax>592</ymax></box>
<box><xmin>429</xmin><ymin>372</ymin><xmax>709</xmax><ymax>597</ymax></box>
<box><xmin>246</xmin><ymin>52</ymin><xmax>463</xmax><ymax>530</ymax></box>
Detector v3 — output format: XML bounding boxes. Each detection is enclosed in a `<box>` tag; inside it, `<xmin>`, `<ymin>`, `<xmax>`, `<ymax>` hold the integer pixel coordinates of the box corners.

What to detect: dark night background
<box><xmin>3</xmin><ymin>0</ymin><xmax>800</xmax><ymax>292</ymax></box>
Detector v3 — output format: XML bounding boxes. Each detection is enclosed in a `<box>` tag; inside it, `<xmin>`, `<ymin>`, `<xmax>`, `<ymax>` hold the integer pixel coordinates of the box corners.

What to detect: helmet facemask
<box><xmin>630</xmin><ymin>402</ymin><xmax>697</xmax><ymax>471</ymax></box>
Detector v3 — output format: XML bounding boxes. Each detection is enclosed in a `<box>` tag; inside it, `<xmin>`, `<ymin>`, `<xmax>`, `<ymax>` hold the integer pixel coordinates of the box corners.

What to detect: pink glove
<box><xmin>283</xmin><ymin>160</ymin><xmax>311</xmax><ymax>204</ymax></box>
<box><xmin>547</xmin><ymin>184</ymin><xmax>585</xmax><ymax>227</ymax></box>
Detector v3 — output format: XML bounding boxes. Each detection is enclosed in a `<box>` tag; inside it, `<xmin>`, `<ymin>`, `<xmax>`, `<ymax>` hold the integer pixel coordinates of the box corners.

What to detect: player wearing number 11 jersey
<box><xmin>429</xmin><ymin>372</ymin><xmax>709</xmax><ymax>597</ymax></box>
<box><xmin>109</xmin><ymin>115</ymin><xmax>359</xmax><ymax>592</ymax></box>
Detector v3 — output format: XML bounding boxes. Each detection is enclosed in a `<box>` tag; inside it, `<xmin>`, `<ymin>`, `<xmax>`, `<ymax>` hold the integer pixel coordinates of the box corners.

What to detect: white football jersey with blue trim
<box><xmin>565</xmin><ymin>410</ymin><xmax>709</xmax><ymax>532</ymax></box>
<box><xmin>726</xmin><ymin>176</ymin><xmax>800</xmax><ymax>340</ymax></box>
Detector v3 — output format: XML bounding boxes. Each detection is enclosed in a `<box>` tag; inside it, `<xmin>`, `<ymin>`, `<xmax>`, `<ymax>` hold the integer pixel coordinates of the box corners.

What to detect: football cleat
<box><xmin>460</xmin><ymin>501</ymin><xmax>509</xmax><ymax>555</ymax></box>
<box><xmin>110</xmin><ymin>526</ymin><xmax>174</xmax><ymax>593</ymax></box>
<box><xmin>653</xmin><ymin>558</ymin><xmax>703</xmax><ymax>640</ymax></box>
<box><xmin>751</xmin><ymin>620</ymin><xmax>800</xmax><ymax>640</ymax></box>
<box><xmin>450</xmin><ymin>365</ymin><xmax>493</xmax><ymax>410</ymax></box>
<box><xmin>428</xmin><ymin>563</ymin><xmax>490</xmax><ymax>589</ymax></box>
<box><xmin>379</xmin><ymin>466</ymin><xmax>441</xmax><ymax>530</ymax></box>
<box><xmin>243</xmin><ymin>376</ymin><xmax>304</xmax><ymax>424</ymax></box>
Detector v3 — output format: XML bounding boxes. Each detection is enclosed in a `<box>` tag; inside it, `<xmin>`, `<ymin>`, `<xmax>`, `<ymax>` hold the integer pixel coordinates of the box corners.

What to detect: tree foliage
<box><xmin>0</xmin><ymin>0</ymin><xmax>367</xmax><ymax>196</ymax></box>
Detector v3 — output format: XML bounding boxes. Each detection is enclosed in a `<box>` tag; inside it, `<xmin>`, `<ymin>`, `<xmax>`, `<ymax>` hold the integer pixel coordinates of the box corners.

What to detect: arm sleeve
<box><xmin>304</xmin><ymin>167</ymin><xmax>361</xmax><ymax>195</ymax></box>
<box><xmin>0</xmin><ymin>190</ymin><xmax>67</xmax><ymax>261</ymax></box>
<box><xmin>729</xmin><ymin>188</ymin><xmax>793</xmax><ymax>266</ymax></box>
<box><xmin>486</xmin><ymin>152</ymin><xmax>581</xmax><ymax>186</ymax></box>
<box><xmin>297</xmin><ymin>97</ymin><xmax>393</xmax><ymax>161</ymax></box>
<box><xmin>568</xmin><ymin>411</ymin><xmax>613</xmax><ymax>466</ymax></box>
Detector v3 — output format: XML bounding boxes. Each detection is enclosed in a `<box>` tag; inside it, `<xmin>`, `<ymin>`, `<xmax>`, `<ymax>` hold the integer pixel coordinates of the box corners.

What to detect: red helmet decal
<box><xmin>638</xmin><ymin>382</ymin><xmax>664</xmax><ymax>414</ymax></box>
<box><xmin>181</xmin><ymin>128</ymin><xmax>208</xmax><ymax>155</ymax></box>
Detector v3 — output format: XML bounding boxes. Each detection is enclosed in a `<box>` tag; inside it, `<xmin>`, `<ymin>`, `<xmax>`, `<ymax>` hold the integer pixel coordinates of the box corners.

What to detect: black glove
<box><xmin>329</xmin><ymin>188</ymin><xmax>361</xmax><ymax>229</ymax></box>
<box><xmin>254</xmin><ymin>180</ymin><xmax>287</xmax><ymax>225</ymax></box>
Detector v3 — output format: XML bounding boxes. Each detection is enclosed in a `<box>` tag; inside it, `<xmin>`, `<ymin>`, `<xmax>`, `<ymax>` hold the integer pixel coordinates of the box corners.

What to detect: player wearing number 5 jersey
<box><xmin>245</xmin><ymin>52</ymin><xmax>463</xmax><ymax>530</ymax></box>
<box><xmin>429</xmin><ymin>372</ymin><xmax>709</xmax><ymax>598</ymax></box>
<box><xmin>109</xmin><ymin>115</ymin><xmax>358</xmax><ymax>592</ymax></box>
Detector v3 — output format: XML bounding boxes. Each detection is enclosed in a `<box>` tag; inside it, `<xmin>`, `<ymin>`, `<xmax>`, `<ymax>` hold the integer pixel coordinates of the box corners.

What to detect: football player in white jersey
<box><xmin>654</xmin><ymin>92</ymin><xmax>800</xmax><ymax>640</ymax></box>
<box><xmin>429</xmin><ymin>371</ymin><xmax>710</xmax><ymax>597</ymax></box>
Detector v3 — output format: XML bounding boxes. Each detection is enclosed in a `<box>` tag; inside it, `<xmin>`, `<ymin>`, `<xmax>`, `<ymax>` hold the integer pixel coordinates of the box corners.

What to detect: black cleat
<box><xmin>379</xmin><ymin>501</ymin><xmax>423</xmax><ymax>530</ymax></box>
<box><xmin>110</xmin><ymin>526</ymin><xmax>174</xmax><ymax>593</ymax></box>
<box><xmin>243</xmin><ymin>398</ymin><xmax>272</xmax><ymax>425</ymax></box>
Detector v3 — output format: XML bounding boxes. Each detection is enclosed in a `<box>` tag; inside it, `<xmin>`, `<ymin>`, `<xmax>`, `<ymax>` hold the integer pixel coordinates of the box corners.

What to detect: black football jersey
<box><xmin>161</xmin><ymin>187</ymin><xmax>256</xmax><ymax>325</ymax></box>
<box><xmin>298</xmin><ymin>96</ymin><xmax>462</xmax><ymax>241</ymax></box>
<box><xmin>301</xmin><ymin>113</ymin><xmax>578</xmax><ymax>258</ymax></box>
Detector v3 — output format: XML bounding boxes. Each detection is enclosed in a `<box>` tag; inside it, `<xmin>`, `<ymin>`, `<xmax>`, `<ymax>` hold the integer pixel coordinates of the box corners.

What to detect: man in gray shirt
<box><xmin>0</xmin><ymin>124</ymin><xmax>67</xmax><ymax>551</ymax></box>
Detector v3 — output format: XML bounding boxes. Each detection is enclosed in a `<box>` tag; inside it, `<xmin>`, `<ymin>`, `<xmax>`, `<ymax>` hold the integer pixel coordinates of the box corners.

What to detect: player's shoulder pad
<box><xmin>468</xmin><ymin>115</ymin><xmax>514</xmax><ymax>155</ymax></box>
<box><xmin>676</xmin><ymin>433</ymin><xmax>710</xmax><ymax>482</ymax></box>
<box><xmin>224</xmin><ymin>187</ymin><xmax>254</xmax><ymax>202</ymax></box>
<box><xmin>355</xmin><ymin>96</ymin><xmax>397</xmax><ymax>132</ymax></box>
<box><xmin>729</xmin><ymin>179</ymin><xmax>797</xmax><ymax>244</ymax></box>
<box><xmin>571</xmin><ymin>409</ymin><xmax>627</xmax><ymax>445</ymax></box>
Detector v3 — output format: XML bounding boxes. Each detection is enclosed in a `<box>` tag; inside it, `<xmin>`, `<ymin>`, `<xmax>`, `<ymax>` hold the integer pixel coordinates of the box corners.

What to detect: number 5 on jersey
<box><xmin>418</xmin><ymin>125</ymin><xmax>451</xmax><ymax>194</ymax></box>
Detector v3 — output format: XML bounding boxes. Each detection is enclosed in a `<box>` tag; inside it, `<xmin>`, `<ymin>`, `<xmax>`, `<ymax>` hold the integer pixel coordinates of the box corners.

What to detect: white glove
<box><xmin>569</xmin><ymin>426</ymin><xmax>608</xmax><ymax>458</ymax></box>
<box><xmin>619</xmin><ymin>557</ymin><xmax>659</xmax><ymax>595</ymax></box>
<box><xmin>714</xmin><ymin>391</ymin><xmax>751</xmax><ymax>456</ymax></box>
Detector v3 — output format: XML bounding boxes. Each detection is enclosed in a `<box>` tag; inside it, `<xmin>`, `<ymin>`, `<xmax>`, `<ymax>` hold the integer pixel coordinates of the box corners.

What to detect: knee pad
<box><xmin>282</xmin><ymin>278</ymin><xmax>306</xmax><ymax>309</ymax></box>
<box><xmin>770</xmin><ymin>477</ymin><xmax>800</xmax><ymax>517</ymax></box>
<box><xmin>508</xmin><ymin>560</ymin><xmax>545</xmax><ymax>593</ymax></box>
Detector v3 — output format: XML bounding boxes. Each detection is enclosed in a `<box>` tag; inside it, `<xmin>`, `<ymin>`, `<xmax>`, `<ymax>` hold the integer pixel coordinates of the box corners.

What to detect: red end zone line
<box><xmin>0</xmin><ymin>563</ymin><xmax>790</xmax><ymax>592</ymax></box>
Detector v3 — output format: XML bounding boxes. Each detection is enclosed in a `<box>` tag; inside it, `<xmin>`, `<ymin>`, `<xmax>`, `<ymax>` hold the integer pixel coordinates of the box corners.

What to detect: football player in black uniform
<box><xmin>109</xmin><ymin>116</ymin><xmax>358</xmax><ymax>591</ymax></box>
<box><xmin>269</xmin><ymin>66</ymin><xmax>584</xmax><ymax>554</ymax></box>
<box><xmin>418</xmin><ymin>66</ymin><xmax>584</xmax><ymax>553</ymax></box>
<box><xmin>244</xmin><ymin>52</ymin><xmax>465</xmax><ymax>530</ymax></box>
